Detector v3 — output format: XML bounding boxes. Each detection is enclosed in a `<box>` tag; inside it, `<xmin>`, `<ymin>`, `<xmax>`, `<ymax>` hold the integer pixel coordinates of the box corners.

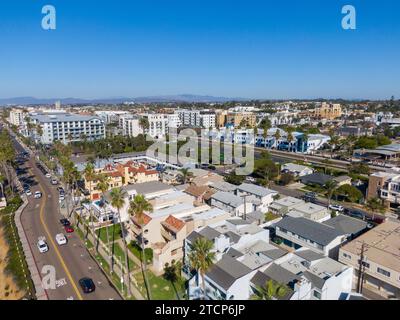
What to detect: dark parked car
<box><xmin>60</xmin><ymin>219</ymin><xmax>71</xmax><ymax>226</ymax></box>
<box><xmin>79</xmin><ymin>277</ymin><xmax>96</xmax><ymax>294</ymax></box>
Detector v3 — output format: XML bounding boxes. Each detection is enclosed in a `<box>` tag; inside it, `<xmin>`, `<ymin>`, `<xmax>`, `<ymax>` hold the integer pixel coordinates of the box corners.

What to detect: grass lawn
<box><xmin>302</xmin><ymin>185</ymin><xmax>326</xmax><ymax>195</ymax></box>
<box><xmin>76</xmin><ymin>225</ymin><xmax>94</xmax><ymax>249</ymax></box>
<box><xmin>110</xmin><ymin>242</ymin><xmax>139</xmax><ymax>272</ymax></box>
<box><xmin>127</xmin><ymin>242</ymin><xmax>153</xmax><ymax>264</ymax></box>
<box><xmin>96</xmin><ymin>224</ymin><xmax>122</xmax><ymax>244</ymax></box>
<box><xmin>133</xmin><ymin>270</ymin><xmax>186</xmax><ymax>300</ymax></box>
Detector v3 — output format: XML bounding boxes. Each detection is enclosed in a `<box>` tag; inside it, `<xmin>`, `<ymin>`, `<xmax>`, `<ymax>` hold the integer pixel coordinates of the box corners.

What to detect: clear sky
<box><xmin>0</xmin><ymin>0</ymin><xmax>399</xmax><ymax>100</ymax></box>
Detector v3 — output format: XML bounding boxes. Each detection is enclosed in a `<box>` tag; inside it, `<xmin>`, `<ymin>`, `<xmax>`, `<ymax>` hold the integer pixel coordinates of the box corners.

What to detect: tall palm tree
<box><xmin>325</xmin><ymin>180</ymin><xmax>339</xmax><ymax>210</ymax></box>
<box><xmin>129</xmin><ymin>194</ymin><xmax>154</xmax><ymax>300</ymax></box>
<box><xmin>83</xmin><ymin>163</ymin><xmax>96</xmax><ymax>199</ymax></box>
<box><xmin>97</xmin><ymin>174</ymin><xmax>112</xmax><ymax>263</ymax></box>
<box><xmin>274</xmin><ymin>130</ymin><xmax>281</xmax><ymax>149</ymax></box>
<box><xmin>251</xmin><ymin>280</ymin><xmax>288</xmax><ymax>300</ymax></box>
<box><xmin>188</xmin><ymin>237</ymin><xmax>216</xmax><ymax>300</ymax></box>
<box><xmin>110</xmin><ymin>187</ymin><xmax>130</xmax><ymax>296</ymax></box>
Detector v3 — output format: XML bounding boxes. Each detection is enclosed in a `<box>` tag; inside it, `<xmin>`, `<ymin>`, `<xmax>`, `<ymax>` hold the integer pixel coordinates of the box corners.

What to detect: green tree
<box><xmin>163</xmin><ymin>260</ymin><xmax>182</xmax><ymax>300</ymax></box>
<box><xmin>325</xmin><ymin>180</ymin><xmax>339</xmax><ymax>210</ymax></box>
<box><xmin>179</xmin><ymin>168</ymin><xmax>194</xmax><ymax>184</ymax></box>
<box><xmin>334</xmin><ymin>184</ymin><xmax>363</xmax><ymax>203</ymax></box>
<box><xmin>109</xmin><ymin>187</ymin><xmax>131</xmax><ymax>296</ymax></box>
<box><xmin>366</xmin><ymin>197</ymin><xmax>385</xmax><ymax>216</ymax></box>
<box><xmin>251</xmin><ymin>279</ymin><xmax>288</xmax><ymax>300</ymax></box>
<box><xmin>188</xmin><ymin>237</ymin><xmax>216</xmax><ymax>300</ymax></box>
<box><xmin>129</xmin><ymin>194</ymin><xmax>154</xmax><ymax>300</ymax></box>
<box><xmin>96</xmin><ymin>174</ymin><xmax>112</xmax><ymax>262</ymax></box>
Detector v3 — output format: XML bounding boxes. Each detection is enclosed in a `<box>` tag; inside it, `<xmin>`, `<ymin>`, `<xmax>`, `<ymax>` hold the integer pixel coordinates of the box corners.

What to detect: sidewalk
<box><xmin>11</xmin><ymin>137</ymin><xmax>48</xmax><ymax>300</ymax></box>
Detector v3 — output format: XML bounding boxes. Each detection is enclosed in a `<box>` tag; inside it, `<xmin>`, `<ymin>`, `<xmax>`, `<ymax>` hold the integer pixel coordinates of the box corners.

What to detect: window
<box><xmin>313</xmin><ymin>290</ymin><xmax>321</xmax><ymax>299</ymax></box>
<box><xmin>343</xmin><ymin>253</ymin><xmax>351</xmax><ymax>259</ymax></box>
<box><xmin>377</xmin><ymin>268</ymin><xmax>391</xmax><ymax>277</ymax></box>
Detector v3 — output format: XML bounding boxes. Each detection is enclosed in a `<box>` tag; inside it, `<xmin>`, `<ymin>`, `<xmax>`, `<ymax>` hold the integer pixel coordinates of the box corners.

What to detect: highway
<box><xmin>12</xmin><ymin>136</ymin><xmax>121</xmax><ymax>300</ymax></box>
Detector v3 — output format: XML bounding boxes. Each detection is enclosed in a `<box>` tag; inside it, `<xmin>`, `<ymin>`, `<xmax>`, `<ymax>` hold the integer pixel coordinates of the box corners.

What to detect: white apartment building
<box><xmin>167</xmin><ymin>114</ymin><xmax>181</xmax><ymax>128</ymax></box>
<box><xmin>119</xmin><ymin>115</ymin><xmax>143</xmax><ymax>137</ymax></box>
<box><xmin>94</xmin><ymin>110</ymin><xmax>129</xmax><ymax>124</ymax></box>
<box><xmin>175</xmin><ymin>109</ymin><xmax>201</xmax><ymax>127</ymax></box>
<box><xmin>200</xmin><ymin>112</ymin><xmax>216</xmax><ymax>129</ymax></box>
<box><xmin>9</xmin><ymin>108</ymin><xmax>25</xmax><ymax>126</ymax></box>
<box><xmin>142</xmin><ymin>114</ymin><xmax>169</xmax><ymax>138</ymax></box>
<box><xmin>30</xmin><ymin>112</ymin><xmax>105</xmax><ymax>144</ymax></box>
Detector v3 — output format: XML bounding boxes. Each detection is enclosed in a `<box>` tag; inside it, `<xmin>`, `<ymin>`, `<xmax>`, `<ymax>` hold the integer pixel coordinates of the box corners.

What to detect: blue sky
<box><xmin>0</xmin><ymin>0</ymin><xmax>399</xmax><ymax>99</ymax></box>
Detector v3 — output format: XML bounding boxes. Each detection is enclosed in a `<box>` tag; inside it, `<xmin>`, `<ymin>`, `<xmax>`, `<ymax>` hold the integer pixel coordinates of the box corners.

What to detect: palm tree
<box><xmin>96</xmin><ymin>174</ymin><xmax>111</xmax><ymax>263</ymax></box>
<box><xmin>274</xmin><ymin>130</ymin><xmax>281</xmax><ymax>149</ymax></box>
<box><xmin>109</xmin><ymin>187</ymin><xmax>130</xmax><ymax>296</ymax></box>
<box><xmin>83</xmin><ymin>163</ymin><xmax>96</xmax><ymax>199</ymax></box>
<box><xmin>163</xmin><ymin>260</ymin><xmax>182</xmax><ymax>300</ymax></box>
<box><xmin>325</xmin><ymin>180</ymin><xmax>339</xmax><ymax>210</ymax></box>
<box><xmin>179</xmin><ymin>168</ymin><xmax>193</xmax><ymax>184</ymax></box>
<box><xmin>251</xmin><ymin>280</ymin><xmax>288</xmax><ymax>300</ymax></box>
<box><xmin>188</xmin><ymin>237</ymin><xmax>216</xmax><ymax>300</ymax></box>
<box><xmin>129</xmin><ymin>194</ymin><xmax>154</xmax><ymax>300</ymax></box>
<box><xmin>366</xmin><ymin>197</ymin><xmax>385</xmax><ymax>219</ymax></box>
<box><xmin>286</xmin><ymin>128</ymin><xmax>296</xmax><ymax>152</ymax></box>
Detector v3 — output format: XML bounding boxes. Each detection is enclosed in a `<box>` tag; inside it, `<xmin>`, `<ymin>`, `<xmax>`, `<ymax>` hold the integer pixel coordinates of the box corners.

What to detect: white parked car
<box><xmin>329</xmin><ymin>204</ymin><xmax>344</xmax><ymax>212</ymax></box>
<box><xmin>25</xmin><ymin>189</ymin><xmax>32</xmax><ymax>196</ymax></box>
<box><xmin>45</xmin><ymin>173</ymin><xmax>51</xmax><ymax>178</ymax></box>
<box><xmin>55</xmin><ymin>233</ymin><xmax>67</xmax><ymax>246</ymax></box>
<box><xmin>245</xmin><ymin>176</ymin><xmax>256</xmax><ymax>183</ymax></box>
<box><xmin>37</xmin><ymin>238</ymin><xmax>49</xmax><ymax>253</ymax></box>
<box><xmin>34</xmin><ymin>191</ymin><xmax>42</xmax><ymax>199</ymax></box>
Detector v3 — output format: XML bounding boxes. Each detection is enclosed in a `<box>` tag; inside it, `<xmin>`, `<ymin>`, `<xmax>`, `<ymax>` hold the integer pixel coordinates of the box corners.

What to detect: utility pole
<box><xmin>357</xmin><ymin>242</ymin><xmax>367</xmax><ymax>294</ymax></box>
<box><xmin>242</xmin><ymin>194</ymin><xmax>247</xmax><ymax>220</ymax></box>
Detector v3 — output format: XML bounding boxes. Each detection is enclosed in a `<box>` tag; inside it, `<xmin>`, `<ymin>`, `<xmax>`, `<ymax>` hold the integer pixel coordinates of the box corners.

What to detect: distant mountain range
<box><xmin>0</xmin><ymin>94</ymin><xmax>248</xmax><ymax>106</ymax></box>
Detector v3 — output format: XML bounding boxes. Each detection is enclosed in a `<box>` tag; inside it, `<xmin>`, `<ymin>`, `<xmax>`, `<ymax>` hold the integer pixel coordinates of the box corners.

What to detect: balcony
<box><xmin>160</xmin><ymin>227</ymin><xmax>177</xmax><ymax>241</ymax></box>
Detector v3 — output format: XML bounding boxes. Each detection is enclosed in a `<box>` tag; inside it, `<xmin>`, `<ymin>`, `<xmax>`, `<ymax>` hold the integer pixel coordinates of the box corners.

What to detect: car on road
<box><xmin>57</xmin><ymin>187</ymin><xmax>65</xmax><ymax>193</ymax></box>
<box><xmin>79</xmin><ymin>277</ymin><xmax>96</xmax><ymax>294</ymax></box>
<box><xmin>25</xmin><ymin>189</ymin><xmax>32</xmax><ymax>196</ymax></box>
<box><xmin>59</xmin><ymin>194</ymin><xmax>65</xmax><ymax>201</ymax></box>
<box><xmin>64</xmin><ymin>225</ymin><xmax>74</xmax><ymax>233</ymax></box>
<box><xmin>51</xmin><ymin>179</ymin><xmax>58</xmax><ymax>185</ymax></box>
<box><xmin>245</xmin><ymin>176</ymin><xmax>256</xmax><ymax>183</ymax></box>
<box><xmin>34</xmin><ymin>191</ymin><xmax>42</xmax><ymax>199</ymax></box>
<box><xmin>37</xmin><ymin>238</ymin><xmax>49</xmax><ymax>253</ymax></box>
<box><xmin>55</xmin><ymin>233</ymin><xmax>67</xmax><ymax>245</ymax></box>
<box><xmin>60</xmin><ymin>218</ymin><xmax>71</xmax><ymax>226</ymax></box>
<box><xmin>45</xmin><ymin>173</ymin><xmax>51</xmax><ymax>178</ymax></box>
<box><xmin>329</xmin><ymin>204</ymin><xmax>344</xmax><ymax>212</ymax></box>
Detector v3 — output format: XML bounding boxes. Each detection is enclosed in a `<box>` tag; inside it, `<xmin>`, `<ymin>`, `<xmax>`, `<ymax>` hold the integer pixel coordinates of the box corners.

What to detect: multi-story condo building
<box><xmin>200</xmin><ymin>111</ymin><xmax>216</xmax><ymax>129</ymax></box>
<box><xmin>9</xmin><ymin>108</ymin><xmax>25</xmax><ymax>126</ymax></box>
<box><xmin>339</xmin><ymin>219</ymin><xmax>400</xmax><ymax>299</ymax></box>
<box><xmin>142</xmin><ymin>113</ymin><xmax>169</xmax><ymax>138</ymax></box>
<box><xmin>30</xmin><ymin>112</ymin><xmax>105</xmax><ymax>144</ymax></box>
<box><xmin>175</xmin><ymin>109</ymin><xmax>201</xmax><ymax>127</ymax></box>
<box><xmin>367</xmin><ymin>171</ymin><xmax>400</xmax><ymax>205</ymax></box>
<box><xmin>313</xmin><ymin>102</ymin><xmax>342</xmax><ymax>120</ymax></box>
<box><xmin>215</xmin><ymin>109</ymin><xmax>228</xmax><ymax>127</ymax></box>
<box><xmin>119</xmin><ymin>115</ymin><xmax>143</xmax><ymax>137</ymax></box>
<box><xmin>226</xmin><ymin>112</ymin><xmax>256</xmax><ymax>128</ymax></box>
<box><xmin>167</xmin><ymin>114</ymin><xmax>181</xmax><ymax>129</ymax></box>
<box><xmin>94</xmin><ymin>110</ymin><xmax>129</xmax><ymax>124</ymax></box>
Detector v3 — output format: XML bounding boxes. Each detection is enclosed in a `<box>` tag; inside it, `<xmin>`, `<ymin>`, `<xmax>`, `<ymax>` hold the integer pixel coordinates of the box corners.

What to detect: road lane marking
<box><xmin>29</xmin><ymin>166</ymin><xmax>84</xmax><ymax>300</ymax></box>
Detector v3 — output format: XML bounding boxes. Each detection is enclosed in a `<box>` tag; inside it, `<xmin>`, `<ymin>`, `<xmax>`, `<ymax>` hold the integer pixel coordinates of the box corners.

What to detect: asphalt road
<box><xmin>13</xmin><ymin>137</ymin><xmax>121</xmax><ymax>300</ymax></box>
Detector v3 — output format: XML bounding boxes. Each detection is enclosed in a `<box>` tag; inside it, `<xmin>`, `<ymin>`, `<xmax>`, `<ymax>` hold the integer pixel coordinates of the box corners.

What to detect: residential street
<box><xmin>13</xmin><ymin>137</ymin><xmax>121</xmax><ymax>300</ymax></box>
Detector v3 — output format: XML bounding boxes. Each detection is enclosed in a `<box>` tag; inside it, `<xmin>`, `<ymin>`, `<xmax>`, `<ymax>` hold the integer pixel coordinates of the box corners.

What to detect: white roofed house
<box><xmin>274</xmin><ymin>216</ymin><xmax>347</xmax><ymax>259</ymax></box>
<box><xmin>210</xmin><ymin>191</ymin><xmax>254</xmax><ymax>217</ymax></box>
<box><xmin>250</xmin><ymin>248</ymin><xmax>354</xmax><ymax>300</ymax></box>
<box><xmin>281</xmin><ymin>163</ymin><xmax>314</xmax><ymax>177</ymax></box>
<box><xmin>184</xmin><ymin>218</ymin><xmax>286</xmax><ymax>300</ymax></box>
<box><xmin>235</xmin><ymin>183</ymin><xmax>278</xmax><ymax>213</ymax></box>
